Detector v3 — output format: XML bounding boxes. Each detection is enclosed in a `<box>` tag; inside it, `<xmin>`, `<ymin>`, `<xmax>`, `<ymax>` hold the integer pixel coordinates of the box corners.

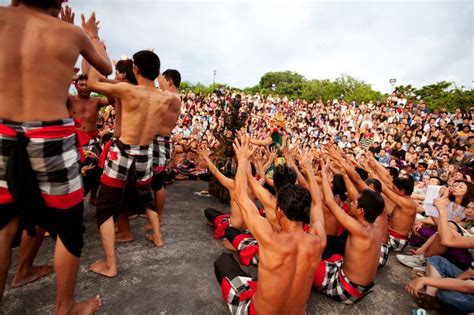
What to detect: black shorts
<box><xmin>151</xmin><ymin>171</ymin><xmax>166</xmax><ymax>192</ymax></box>
<box><xmin>0</xmin><ymin>202</ymin><xmax>85</xmax><ymax>258</ymax></box>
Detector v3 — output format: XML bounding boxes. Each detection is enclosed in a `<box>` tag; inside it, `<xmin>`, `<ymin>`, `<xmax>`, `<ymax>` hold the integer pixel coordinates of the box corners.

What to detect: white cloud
<box><xmin>1</xmin><ymin>0</ymin><xmax>472</xmax><ymax>93</ymax></box>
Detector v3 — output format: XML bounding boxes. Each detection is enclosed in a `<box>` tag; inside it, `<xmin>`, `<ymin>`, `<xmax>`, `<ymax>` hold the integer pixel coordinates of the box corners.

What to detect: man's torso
<box><xmin>119</xmin><ymin>87</ymin><xmax>180</xmax><ymax>146</ymax></box>
<box><xmin>389</xmin><ymin>202</ymin><xmax>416</xmax><ymax>236</ymax></box>
<box><xmin>68</xmin><ymin>96</ymin><xmax>100</xmax><ymax>134</ymax></box>
<box><xmin>343</xmin><ymin>227</ymin><xmax>381</xmax><ymax>286</ymax></box>
<box><xmin>254</xmin><ymin>230</ymin><xmax>321</xmax><ymax>314</ymax></box>
<box><xmin>0</xmin><ymin>7</ymin><xmax>82</xmax><ymax>122</ymax></box>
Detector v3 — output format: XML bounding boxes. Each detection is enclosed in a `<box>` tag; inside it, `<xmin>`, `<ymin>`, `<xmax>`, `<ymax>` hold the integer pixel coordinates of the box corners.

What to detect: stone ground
<box><xmin>2</xmin><ymin>180</ymin><xmax>430</xmax><ymax>314</ymax></box>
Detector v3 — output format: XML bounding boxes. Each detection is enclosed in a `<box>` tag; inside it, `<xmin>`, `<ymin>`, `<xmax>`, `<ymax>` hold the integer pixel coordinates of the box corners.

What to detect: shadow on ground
<box><xmin>3</xmin><ymin>181</ymin><xmax>425</xmax><ymax>314</ymax></box>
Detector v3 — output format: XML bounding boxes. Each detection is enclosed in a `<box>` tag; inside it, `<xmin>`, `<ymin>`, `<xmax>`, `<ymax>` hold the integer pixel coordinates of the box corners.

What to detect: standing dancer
<box><xmin>87</xmin><ymin>50</ymin><xmax>181</xmax><ymax>277</ymax></box>
<box><xmin>0</xmin><ymin>3</ymin><xmax>111</xmax><ymax>313</ymax></box>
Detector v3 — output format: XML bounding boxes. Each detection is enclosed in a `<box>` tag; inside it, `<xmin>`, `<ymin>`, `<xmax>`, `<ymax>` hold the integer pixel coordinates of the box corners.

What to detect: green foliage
<box><xmin>259</xmin><ymin>71</ymin><xmax>305</xmax><ymax>90</ymax></box>
<box><xmin>394</xmin><ymin>81</ymin><xmax>473</xmax><ymax>111</ymax></box>
<box><xmin>181</xmin><ymin>73</ymin><xmax>473</xmax><ymax>111</ymax></box>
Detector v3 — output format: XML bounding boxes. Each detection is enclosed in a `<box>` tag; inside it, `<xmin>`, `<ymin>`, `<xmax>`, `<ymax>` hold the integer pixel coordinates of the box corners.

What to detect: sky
<box><xmin>2</xmin><ymin>0</ymin><xmax>472</xmax><ymax>93</ymax></box>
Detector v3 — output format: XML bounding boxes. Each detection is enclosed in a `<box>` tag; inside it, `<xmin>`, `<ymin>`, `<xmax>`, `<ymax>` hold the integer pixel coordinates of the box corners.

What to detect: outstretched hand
<box><xmin>298</xmin><ymin>149</ymin><xmax>314</xmax><ymax>180</ymax></box>
<box><xmin>197</xmin><ymin>145</ymin><xmax>211</xmax><ymax>160</ymax></box>
<box><xmin>81</xmin><ymin>12</ymin><xmax>100</xmax><ymax>39</ymax></box>
<box><xmin>434</xmin><ymin>188</ymin><xmax>450</xmax><ymax>214</ymax></box>
<box><xmin>233</xmin><ymin>131</ymin><xmax>251</xmax><ymax>161</ymax></box>
<box><xmin>60</xmin><ymin>5</ymin><xmax>75</xmax><ymax>24</ymax></box>
<box><xmin>405</xmin><ymin>277</ymin><xmax>425</xmax><ymax>298</ymax></box>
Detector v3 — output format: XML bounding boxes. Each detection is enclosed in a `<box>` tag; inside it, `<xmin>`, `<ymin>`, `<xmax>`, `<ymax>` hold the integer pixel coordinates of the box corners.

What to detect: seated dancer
<box><xmin>0</xmin><ymin>3</ymin><xmax>111</xmax><ymax>313</ymax></box>
<box><xmin>87</xmin><ymin>50</ymin><xmax>181</xmax><ymax>277</ymax></box>
<box><xmin>223</xmin><ymin>162</ymin><xmax>298</xmax><ymax>266</ymax></box>
<box><xmin>199</xmin><ymin>144</ymin><xmax>257</xmax><ymax>238</ymax></box>
<box><xmin>214</xmin><ymin>133</ymin><xmax>326</xmax><ymax>314</ymax></box>
<box><xmin>313</xmin><ymin>162</ymin><xmax>384</xmax><ymax>304</ymax></box>
<box><xmin>366</xmin><ymin>153</ymin><xmax>417</xmax><ymax>252</ymax></box>
<box><xmin>327</xmin><ymin>148</ymin><xmax>390</xmax><ymax>267</ymax></box>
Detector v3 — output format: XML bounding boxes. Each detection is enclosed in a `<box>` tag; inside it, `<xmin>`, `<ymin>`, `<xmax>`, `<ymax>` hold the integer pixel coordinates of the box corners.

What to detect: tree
<box><xmin>259</xmin><ymin>71</ymin><xmax>305</xmax><ymax>89</ymax></box>
<box><xmin>394</xmin><ymin>84</ymin><xmax>417</xmax><ymax>97</ymax></box>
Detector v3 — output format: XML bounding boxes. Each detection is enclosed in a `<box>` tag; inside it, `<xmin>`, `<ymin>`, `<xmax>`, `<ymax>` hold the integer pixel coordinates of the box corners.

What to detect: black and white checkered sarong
<box><xmin>152</xmin><ymin>135</ymin><xmax>172</xmax><ymax>173</ymax></box>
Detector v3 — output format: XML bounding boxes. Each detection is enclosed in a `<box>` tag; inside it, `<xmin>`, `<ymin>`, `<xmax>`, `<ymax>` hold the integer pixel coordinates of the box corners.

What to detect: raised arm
<box><xmin>246</xmin><ymin>163</ymin><xmax>279</xmax><ymax>229</ymax></box>
<box><xmin>77</xmin><ymin>13</ymin><xmax>112</xmax><ymax>76</ymax></box>
<box><xmin>282</xmin><ymin>143</ymin><xmax>309</xmax><ymax>189</ymax></box>
<box><xmin>321</xmin><ymin>163</ymin><xmax>366</xmax><ymax>236</ymax></box>
<box><xmin>331</xmin><ymin>160</ymin><xmax>359</xmax><ymax>203</ymax></box>
<box><xmin>234</xmin><ymin>133</ymin><xmax>274</xmax><ymax>243</ymax></box>
<box><xmin>300</xmin><ymin>154</ymin><xmax>326</xmax><ymax>240</ymax></box>
<box><xmin>435</xmin><ymin>197</ymin><xmax>474</xmax><ymax>249</ymax></box>
<box><xmin>197</xmin><ymin>146</ymin><xmax>234</xmax><ymax>191</ymax></box>
<box><xmin>342</xmin><ymin>161</ymin><xmax>370</xmax><ymax>191</ymax></box>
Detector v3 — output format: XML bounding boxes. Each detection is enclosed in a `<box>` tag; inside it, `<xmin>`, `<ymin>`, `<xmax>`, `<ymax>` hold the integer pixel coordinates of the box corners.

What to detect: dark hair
<box><xmin>418</xmin><ymin>162</ymin><xmax>428</xmax><ymax>169</ymax></box>
<box><xmin>355</xmin><ymin>167</ymin><xmax>369</xmax><ymax>181</ymax></box>
<box><xmin>448</xmin><ymin>180</ymin><xmax>474</xmax><ymax>207</ymax></box>
<box><xmin>273</xmin><ymin>164</ymin><xmax>297</xmax><ymax>192</ymax></box>
<box><xmin>19</xmin><ymin>0</ymin><xmax>62</xmax><ymax>9</ymax></box>
<box><xmin>332</xmin><ymin>174</ymin><xmax>347</xmax><ymax>202</ymax></box>
<box><xmin>357</xmin><ymin>189</ymin><xmax>385</xmax><ymax>223</ymax></box>
<box><xmin>116</xmin><ymin>59</ymin><xmax>137</xmax><ymax>85</ymax></box>
<box><xmin>74</xmin><ymin>74</ymin><xmax>87</xmax><ymax>83</ymax></box>
<box><xmin>132</xmin><ymin>50</ymin><xmax>160</xmax><ymax>81</ymax></box>
<box><xmin>277</xmin><ymin>184</ymin><xmax>311</xmax><ymax>224</ymax></box>
<box><xmin>387</xmin><ymin>166</ymin><xmax>400</xmax><ymax>178</ymax></box>
<box><xmin>365</xmin><ymin>178</ymin><xmax>382</xmax><ymax>193</ymax></box>
<box><xmin>250</xmin><ymin>162</ymin><xmax>257</xmax><ymax>177</ymax></box>
<box><xmin>393</xmin><ymin>177</ymin><xmax>414</xmax><ymax>195</ymax></box>
<box><xmin>163</xmin><ymin>69</ymin><xmax>181</xmax><ymax>88</ymax></box>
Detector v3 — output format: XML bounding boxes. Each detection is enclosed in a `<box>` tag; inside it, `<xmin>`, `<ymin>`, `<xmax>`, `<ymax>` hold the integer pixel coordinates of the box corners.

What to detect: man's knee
<box><xmin>214</xmin><ymin>253</ymin><xmax>248</xmax><ymax>285</ymax></box>
<box><xmin>214</xmin><ymin>253</ymin><xmax>233</xmax><ymax>284</ymax></box>
<box><xmin>204</xmin><ymin>208</ymin><xmax>222</xmax><ymax>222</ymax></box>
<box><xmin>224</xmin><ymin>227</ymin><xmax>241</xmax><ymax>244</ymax></box>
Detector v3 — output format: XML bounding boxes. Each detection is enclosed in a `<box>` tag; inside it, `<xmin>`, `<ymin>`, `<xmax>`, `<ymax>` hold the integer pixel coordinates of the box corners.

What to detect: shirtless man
<box><xmin>0</xmin><ymin>2</ymin><xmax>111</xmax><ymax>313</ymax></box>
<box><xmin>100</xmin><ymin>59</ymin><xmax>138</xmax><ymax>243</ymax></box>
<box><xmin>314</xmin><ymin>162</ymin><xmax>384</xmax><ymax>303</ymax></box>
<box><xmin>327</xmin><ymin>148</ymin><xmax>390</xmax><ymax>267</ymax></box>
<box><xmin>199</xmin><ymin>144</ymin><xmax>251</xmax><ymax>239</ymax></box>
<box><xmin>68</xmin><ymin>74</ymin><xmax>111</xmax><ymax>138</ymax></box>
<box><xmin>366</xmin><ymin>153</ymin><xmax>417</xmax><ymax>252</ymax></box>
<box><xmin>171</xmin><ymin>135</ymin><xmax>187</xmax><ymax>168</ymax></box>
<box><xmin>214</xmin><ymin>133</ymin><xmax>326</xmax><ymax>314</ymax></box>
<box><xmin>151</xmin><ymin>69</ymin><xmax>181</xmax><ymax>224</ymax></box>
<box><xmin>68</xmin><ymin>74</ymin><xmax>112</xmax><ymax>204</ymax></box>
<box><xmin>87</xmin><ymin>50</ymin><xmax>181</xmax><ymax>277</ymax></box>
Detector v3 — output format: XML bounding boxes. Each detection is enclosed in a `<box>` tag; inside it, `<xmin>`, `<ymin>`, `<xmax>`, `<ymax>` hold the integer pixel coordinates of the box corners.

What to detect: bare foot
<box><xmin>146</xmin><ymin>234</ymin><xmax>164</xmax><ymax>247</ymax></box>
<box><xmin>223</xmin><ymin>238</ymin><xmax>237</xmax><ymax>251</ymax></box>
<box><xmin>71</xmin><ymin>295</ymin><xmax>102</xmax><ymax>315</ymax></box>
<box><xmin>141</xmin><ymin>224</ymin><xmax>152</xmax><ymax>231</ymax></box>
<box><xmin>89</xmin><ymin>261</ymin><xmax>117</xmax><ymax>278</ymax></box>
<box><xmin>11</xmin><ymin>265</ymin><xmax>53</xmax><ymax>288</ymax></box>
<box><xmin>115</xmin><ymin>232</ymin><xmax>134</xmax><ymax>243</ymax></box>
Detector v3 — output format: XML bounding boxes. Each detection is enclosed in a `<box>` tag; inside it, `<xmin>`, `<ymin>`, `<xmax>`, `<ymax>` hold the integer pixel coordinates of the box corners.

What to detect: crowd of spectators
<box><xmin>163</xmin><ymin>90</ymin><xmax>474</xmax><ymax>186</ymax></box>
